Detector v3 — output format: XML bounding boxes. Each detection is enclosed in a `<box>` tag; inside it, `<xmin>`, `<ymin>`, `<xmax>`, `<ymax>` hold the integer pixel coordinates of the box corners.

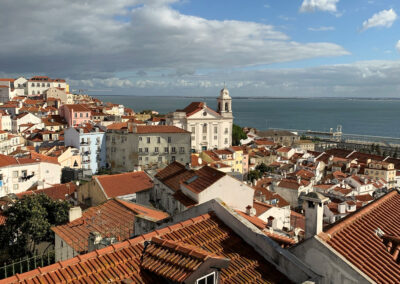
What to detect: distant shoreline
<box><xmin>92</xmin><ymin>94</ymin><xmax>400</xmax><ymax>101</ymax></box>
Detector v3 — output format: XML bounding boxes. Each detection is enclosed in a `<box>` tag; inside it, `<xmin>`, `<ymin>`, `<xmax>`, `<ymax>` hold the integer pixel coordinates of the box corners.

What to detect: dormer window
<box><xmin>197</xmin><ymin>272</ymin><xmax>215</xmax><ymax>284</ymax></box>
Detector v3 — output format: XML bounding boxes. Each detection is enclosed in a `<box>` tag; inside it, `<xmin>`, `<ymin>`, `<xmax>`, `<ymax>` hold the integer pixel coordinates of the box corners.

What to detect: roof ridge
<box><xmin>324</xmin><ymin>190</ymin><xmax>398</xmax><ymax>237</ymax></box>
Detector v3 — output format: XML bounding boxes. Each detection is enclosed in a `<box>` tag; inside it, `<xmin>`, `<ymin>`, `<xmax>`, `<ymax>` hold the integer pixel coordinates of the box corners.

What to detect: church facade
<box><xmin>166</xmin><ymin>88</ymin><xmax>233</xmax><ymax>152</ymax></box>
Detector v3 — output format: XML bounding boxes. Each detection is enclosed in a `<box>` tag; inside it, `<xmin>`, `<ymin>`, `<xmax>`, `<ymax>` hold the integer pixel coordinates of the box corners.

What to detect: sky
<box><xmin>1</xmin><ymin>0</ymin><xmax>400</xmax><ymax>97</ymax></box>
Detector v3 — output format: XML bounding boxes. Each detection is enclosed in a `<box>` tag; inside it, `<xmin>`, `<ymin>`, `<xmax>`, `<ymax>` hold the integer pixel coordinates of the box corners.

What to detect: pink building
<box><xmin>59</xmin><ymin>104</ymin><xmax>91</xmax><ymax>127</ymax></box>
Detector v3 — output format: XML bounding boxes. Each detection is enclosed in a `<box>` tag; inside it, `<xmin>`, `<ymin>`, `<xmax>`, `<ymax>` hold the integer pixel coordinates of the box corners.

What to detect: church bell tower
<box><xmin>217</xmin><ymin>87</ymin><xmax>233</xmax><ymax>118</ymax></box>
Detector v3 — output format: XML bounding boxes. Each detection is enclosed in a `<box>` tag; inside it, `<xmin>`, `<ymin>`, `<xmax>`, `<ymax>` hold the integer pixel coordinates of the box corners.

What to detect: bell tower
<box><xmin>217</xmin><ymin>87</ymin><xmax>232</xmax><ymax>118</ymax></box>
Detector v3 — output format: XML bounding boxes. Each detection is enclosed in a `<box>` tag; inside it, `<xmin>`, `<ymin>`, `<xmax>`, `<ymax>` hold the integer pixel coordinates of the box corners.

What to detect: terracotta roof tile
<box><xmin>116</xmin><ymin>199</ymin><xmax>169</xmax><ymax>221</ymax></box>
<box><xmin>321</xmin><ymin>191</ymin><xmax>400</xmax><ymax>283</ymax></box>
<box><xmin>96</xmin><ymin>171</ymin><xmax>153</xmax><ymax>198</ymax></box>
<box><xmin>13</xmin><ymin>212</ymin><xmax>290</xmax><ymax>283</ymax></box>
<box><xmin>52</xmin><ymin>199</ymin><xmax>136</xmax><ymax>253</ymax></box>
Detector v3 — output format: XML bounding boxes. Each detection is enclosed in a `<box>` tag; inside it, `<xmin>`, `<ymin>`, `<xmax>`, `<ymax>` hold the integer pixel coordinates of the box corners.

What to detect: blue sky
<box><xmin>1</xmin><ymin>0</ymin><xmax>400</xmax><ymax>97</ymax></box>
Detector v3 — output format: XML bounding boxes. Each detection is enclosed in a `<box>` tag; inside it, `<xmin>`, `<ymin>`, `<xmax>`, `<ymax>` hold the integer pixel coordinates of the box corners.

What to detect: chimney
<box><xmin>69</xmin><ymin>206</ymin><xmax>82</xmax><ymax>222</ymax></box>
<box><xmin>302</xmin><ymin>192</ymin><xmax>329</xmax><ymax>239</ymax></box>
<box><xmin>246</xmin><ymin>205</ymin><xmax>256</xmax><ymax>217</ymax></box>
<box><xmin>338</xmin><ymin>203</ymin><xmax>346</xmax><ymax>214</ymax></box>
<box><xmin>267</xmin><ymin>216</ymin><xmax>275</xmax><ymax>227</ymax></box>
<box><xmin>297</xmin><ymin>175</ymin><xmax>301</xmax><ymax>185</ymax></box>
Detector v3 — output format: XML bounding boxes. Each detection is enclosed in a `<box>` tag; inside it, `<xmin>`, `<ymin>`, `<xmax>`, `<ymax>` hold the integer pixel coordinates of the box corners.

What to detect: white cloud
<box><xmin>396</xmin><ymin>40</ymin><xmax>400</xmax><ymax>53</ymax></box>
<box><xmin>70</xmin><ymin>60</ymin><xmax>400</xmax><ymax>98</ymax></box>
<box><xmin>0</xmin><ymin>0</ymin><xmax>348</xmax><ymax>79</ymax></box>
<box><xmin>300</xmin><ymin>0</ymin><xmax>339</xmax><ymax>13</ymax></box>
<box><xmin>362</xmin><ymin>9</ymin><xmax>397</xmax><ymax>31</ymax></box>
<box><xmin>308</xmin><ymin>26</ymin><xmax>335</xmax><ymax>31</ymax></box>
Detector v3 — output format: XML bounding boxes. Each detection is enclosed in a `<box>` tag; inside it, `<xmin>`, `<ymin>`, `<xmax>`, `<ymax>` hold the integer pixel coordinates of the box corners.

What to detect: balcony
<box><xmin>80</xmin><ymin>141</ymin><xmax>88</xmax><ymax>145</ymax></box>
<box><xmin>19</xmin><ymin>174</ymin><xmax>34</xmax><ymax>182</ymax></box>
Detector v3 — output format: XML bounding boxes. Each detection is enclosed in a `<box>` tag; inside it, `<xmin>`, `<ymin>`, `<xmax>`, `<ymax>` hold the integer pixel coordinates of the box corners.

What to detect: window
<box><xmin>139</xmin><ymin>157</ymin><xmax>142</xmax><ymax>161</ymax></box>
<box><xmin>147</xmin><ymin>137</ymin><xmax>151</xmax><ymax>143</ymax></box>
<box><xmin>224</xmin><ymin>138</ymin><xmax>228</xmax><ymax>144</ymax></box>
<box><xmin>86</xmin><ymin>113</ymin><xmax>88</xmax><ymax>117</ymax></box>
<box><xmin>154</xmin><ymin>147</ymin><xmax>159</xmax><ymax>153</ymax></box>
<box><xmin>171</xmin><ymin>147</ymin><xmax>176</xmax><ymax>153</ymax></box>
<box><xmin>157</xmin><ymin>137</ymin><xmax>161</xmax><ymax>143</ymax></box>
<box><xmin>164</xmin><ymin>147</ymin><xmax>169</xmax><ymax>153</ymax></box>
<box><xmin>191</xmin><ymin>127</ymin><xmax>195</xmax><ymax>134</ymax></box>
<box><xmin>139</xmin><ymin>137</ymin><xmax>142</xmax><ymax>141</ymax></box>
<box><xmin>171</xmin><ymin>156</ymin><xmax>176</xmax><ymax>162</ymax></box>
<box><xmin>139</xmin><ymin>148</ymin><xmax>142</xmax><ymax>153</ymax></box>
<box><xmin>80</xmin><ymin>113</ymin><xmax>83</xmax><ymax>118</ymax></box>
<box><xmin>22</xmin><ymin>170</ymin><xmax>27</xmax><ymax>177</ymax></box>
<box><xmin>203</xmin><ymin>124</ymin><xmax>207</xmax><ymax>134</ymax></box>
<box><xmin>13</xmin><ymin>171</ymin><xmax>18</xmax><ymax>178</ymax></box>
<box><xmin>179</xmin><ymin>147</ymin><xmax>185</xmax><ymax>153</ymax></box>
<box><xmin>214</xmin><ymin>126</ymin><xmax>218</xmax><ymax>134</ymax></box>
<box><xmin>224</xmin><ymin>128</ymin><xmax>228</xmax><ymax>134</ymax></box>
<box><xmin>158</xmin><ymin>157</ymin><xmax>162</xmax><ymax>162</ymax></box>
<box><xmin>47</xmin><ymin>83</ymin><xmax>50</xmax><ymax>87</ymax></box>
<box><xmin>42</xmin><ymin>83</ymin><xmax>45</xmax><ymax>87</ymax></box>
<box><xmin>145</xmin><ymin>147</ymin><xmax>149</xmax><ymax>153</ymax></box>
<box><xmin>36</xmin><ymin>83</ymin><xmax>40</xmax><ymax>87</ymax></box>
<box><xmin>74</xmin><ymin>113</ymin><xmax>77</xmax><ymax>118</ymax></box>
<box><xmin>197</xmin><ymin>272</ymin><xmax>215</xmax><ymax>284</ymax></box>
<box><xmin>145</xmin><ymin>157</ymin><xmax>148</xmax><ymax>161</ymax></box>
<box><xmin>168</xmin><ymin>137</ymin><xmax>171</xmax><ymax>143</ymax></box>
<box><xmin>214</xmin><ymin>136</ymin><xmax>217</xmax><ymax>140</ymax></box>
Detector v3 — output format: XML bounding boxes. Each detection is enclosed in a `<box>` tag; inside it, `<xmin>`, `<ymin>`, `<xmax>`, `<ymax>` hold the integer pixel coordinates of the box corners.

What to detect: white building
<box><xmin>0</xmin><ymin>153</ymin><xmax>61</xmax><ymax>197</ymax></box>
<box><xmin>12</xmin><ymin>112</ymin><xmax>42</xmax><ymax>133</ymax></box>
<box><xmin>166</xmin><ymin>88</ymin><xmax>233</xmax><ymax>152</ymax></box>
<box><xmin>152</xmin><ymin>161</ymin><xmax>254</xmax><ymax>215</ymax></box>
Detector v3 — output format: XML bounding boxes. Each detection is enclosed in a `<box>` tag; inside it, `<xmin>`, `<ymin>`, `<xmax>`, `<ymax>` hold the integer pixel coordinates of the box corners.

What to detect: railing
<box><xmin>0</xmin><ymin>251</ymin><xmax>55</xmax><ymax>280</ymax></box>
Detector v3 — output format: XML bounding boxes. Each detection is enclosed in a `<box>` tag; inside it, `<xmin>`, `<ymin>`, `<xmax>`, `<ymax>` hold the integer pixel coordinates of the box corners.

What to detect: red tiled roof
<box><xmin>29</xmin><ymin>151</ymin><xmax>59</xmax><ymax>165</ymax></box>
<box><xmin>320</xmin><ymin>191</ymin><xmax>400</xmax><ymax>283</ymax></box>
<box><xmin>0</xmin><ymin>78</ymin><xmax>15</xmax><ymax>82</ymax></box>
<box><xmin>35</xmin><ymin>182</ymin><xmax>77</xmax><ymax>201</ymax></box>
<box><xmin>63</xmin><ymin>104</ymin><xmax>90</xmax><ymax>112</ymax></box>
<box><xmin>277</xmin><ymin>147</ymin><xmax>292</xmax><ymax>153</ymax></box>
<box><xmin>116</xmin><ymin>199</ymin><xmax>169</xmax><ymax>221</ymax></box>
<box><xmin>354</xmin><ymin>194</ymin><xmax>374</xmax><ymax>202</ymax></box>
<box><xmin>179</xmin><ymin>102</ymin><xmax>221</xmax><ymax>118</ymax></box>
<box><xmin>96</xmin><ymin>171</ymin><xmax>153</xmax><ymax>198</ymax></box>
<box><xmin>172</xmin><ymin>190</ymin><xmax>198</xmax><ymax>207</ymax></box>
<box><xmin>182</xmin><ymin>166</ymin><xmax>226</xmax><ymax>194</ymax></box>
<box><xmin>0</xmin><ymin>154</ymin><xmax>37</xmax><ymax>167</ymax></box>
<box><xmin>52</xmin><ymin>199</ymin><xmax>136</xmax><ymax>253</ymax></box>
<box><xmin>277</xmin><ymin>179</ymin><xmax>310</xmax><ymax>190</ymax></box>
<box><xmin>254</xmin><ymin>139</ymin><xmax>275</xmax><ymax>146</ymax></box>
<box><xmin>141</xmin><ymin>236</ymin><xmax>229</xmax><ymax>282</ymax></box>
<box><xmin>11</xmin><ymin>212</ymin><xmax>290</xmax><ymax>283</ymax></box>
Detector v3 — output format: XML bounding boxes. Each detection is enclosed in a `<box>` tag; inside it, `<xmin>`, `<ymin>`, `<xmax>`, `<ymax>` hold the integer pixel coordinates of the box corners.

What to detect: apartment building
<box><xmin>64</xmin><ymin>124</ymin><xmax>106</xmax><ymax>174</ymax></box>
<box><xmin>0</xmin><ymin>154</ymin><xmax>61</xmax><ymax>197</ymax></box>
<box><xmin>106</xmin><ymin>123</ymin><xmax>191</xmax><ymax>171</ymax></box>
<box><xmin>59</xmin><ymin>104</ymin><xmax>91</xmax><ymax>127</ymax></box>
<box><xmin>364</xmin><ymin>160</ymin><xmax>396</xmax><ymax>187</ymax></box>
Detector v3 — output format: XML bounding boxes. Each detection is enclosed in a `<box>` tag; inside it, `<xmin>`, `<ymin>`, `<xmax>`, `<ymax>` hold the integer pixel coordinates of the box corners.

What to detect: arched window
<box><xmin>225</xmin><ymin>102</ymin><xmax>229</xmax><ymax>112</ymax></box>
<box><xmin>202</xmin><ymin>123</ymin><xmax>207</xmax><ymax>133</ymax></box>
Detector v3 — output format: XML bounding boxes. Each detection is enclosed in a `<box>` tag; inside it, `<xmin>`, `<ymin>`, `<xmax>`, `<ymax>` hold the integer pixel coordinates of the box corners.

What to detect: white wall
<box><xmin>191</xmin><ymin>175</ymin><xmax>253</xmax><ymax>211</ymax></box>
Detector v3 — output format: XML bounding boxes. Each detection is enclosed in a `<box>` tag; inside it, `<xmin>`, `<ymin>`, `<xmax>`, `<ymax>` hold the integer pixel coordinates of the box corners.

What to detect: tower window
<box><xmin>225</xmin><ymin>102</ymin><xmax>229</xmax><ymax>112</ymax></box>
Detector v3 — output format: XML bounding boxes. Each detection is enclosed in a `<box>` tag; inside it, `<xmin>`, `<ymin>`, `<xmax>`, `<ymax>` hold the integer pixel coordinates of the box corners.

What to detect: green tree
<box><xmin>255</xmin><ymin>163</ymin><xmax>269</xmax><ymax>174</ymax></box>
<box><xmin>393</xmin><ymin>147</ymin><xmax>398</xmax><ymax>158</ymax></box>
<box><xmin>248</xmin><ymin>170</ymin><xmax>261</xmax><ymax>182</ymax></box>
<box><xmin>376</xmin><ymin>144</ymin><xmax>381</xmax><ymax>156</ymax></box>
<box><xmin>232</xmin><ymin>124</ymin><xmax>247</xmax><ymax>146</ymax></box>
<box><xmin>0</xmin><ymin>194</ymin><xmax>70</xmax><ymax>258</ymax></box>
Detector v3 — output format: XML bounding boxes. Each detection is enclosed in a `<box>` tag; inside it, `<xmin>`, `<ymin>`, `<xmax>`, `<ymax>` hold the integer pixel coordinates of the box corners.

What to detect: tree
<box><xmin>0</xmin><ymin>194</ymin><xmax>70</xmax><ymax>258</ymax></box>
<box><xmin>255</xmin><ymin>163</ymin><xmax>269</xmax><ymax>174</ymax></box>
<box><xmin>247</xmin><ymin>170</ymin><xmax>261</xmax><ymax>183</ymax></box>
<box><xmin>232</xmin><ymin>124</ymin><xmax>247</xmax><ymax>146</ymax></box>
<box><xmin>376</xmin><ymin>144</ymin><xmax>381</xmax><ymax>156</ymax></box>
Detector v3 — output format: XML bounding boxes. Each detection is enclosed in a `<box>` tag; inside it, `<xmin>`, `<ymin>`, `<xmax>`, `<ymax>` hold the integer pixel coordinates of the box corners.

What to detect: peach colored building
<box><xmin>59</xmin><ymin>104</ymin><xmax>91</xmax><ymax>127</ymax></box>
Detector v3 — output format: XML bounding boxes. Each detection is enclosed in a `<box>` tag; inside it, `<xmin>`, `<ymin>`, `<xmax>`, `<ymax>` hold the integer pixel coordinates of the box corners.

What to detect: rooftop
<box><xmin>96</xmin><ymin>171</ymin><xmax>153</xmax><ymax>198</ymax></box>
<box><xmin>10</xmin><ymin>212</ymin><xmax>290</xmax><ymax>283</ymax></box>
<box><xmin>320</xmin><ymin>190</ymin><xmax>400</xmax><ymax>283</ymax></box>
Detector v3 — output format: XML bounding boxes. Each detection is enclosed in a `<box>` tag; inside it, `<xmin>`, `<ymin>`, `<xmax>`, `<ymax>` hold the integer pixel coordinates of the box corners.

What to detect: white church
<box><xmin>166</xmin><ymin>88</ymin><xmax>233</xmax><ymax>152</ymax></box>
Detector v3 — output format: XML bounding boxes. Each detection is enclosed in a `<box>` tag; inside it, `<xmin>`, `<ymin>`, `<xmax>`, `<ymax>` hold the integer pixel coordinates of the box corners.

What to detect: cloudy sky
<box><xmin>1</xmin><ymin>0</ymin><xmax>400</xmax><ymax>97</ymax></box>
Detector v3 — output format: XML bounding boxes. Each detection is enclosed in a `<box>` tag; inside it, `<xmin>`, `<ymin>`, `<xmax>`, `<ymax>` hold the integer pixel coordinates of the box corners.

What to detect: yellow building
<box><xmin>200</xmin><ymin>149</ymin><xmax>243</xmax><ymax>174</ymax></box>
<box><xmin>364</xmin><ymin>160</ymin><xmax>396</xmax><ymax>188</ymax></box>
